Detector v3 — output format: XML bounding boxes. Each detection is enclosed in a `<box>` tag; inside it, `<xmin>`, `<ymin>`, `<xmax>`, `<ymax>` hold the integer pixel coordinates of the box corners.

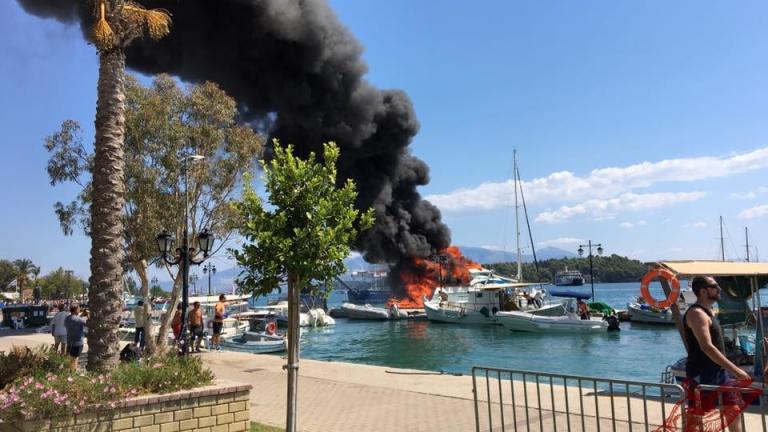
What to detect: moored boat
<box><xmin>554</xmin><ymin>266</ymin><xmax>585</xmax><ymax>286</ymax></box>
<box><xmin>219</xmin><ymin>331</ymin><xmax>287</xmax><ymax>354</ymax></box>
<box><xmin>341</xmin><ymin>303</ymin><xmax>393</xmax><ymax>320</ymax></box>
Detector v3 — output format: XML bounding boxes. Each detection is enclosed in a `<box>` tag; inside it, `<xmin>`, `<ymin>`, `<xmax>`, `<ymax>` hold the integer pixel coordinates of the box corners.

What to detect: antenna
<box><xmin>513</xmin><ymin>149</ymin><xmax>522</xmax><ymax>281</ymax></box>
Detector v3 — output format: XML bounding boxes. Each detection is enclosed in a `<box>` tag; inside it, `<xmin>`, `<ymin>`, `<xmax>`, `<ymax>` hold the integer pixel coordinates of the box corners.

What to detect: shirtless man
<box><xmin>188</xmin><ymin>301</ymin><xmax>204</xmax><ymax>352</ymax></box>
<box><xmin>684</xmin><ymin>275</ymin><xmax>750</xmax><ymax>432</ymax></box>
<box><xmin>212</xmin><ymin>294</ymin><xmax>227</xmax><ymax>351</ymax></box>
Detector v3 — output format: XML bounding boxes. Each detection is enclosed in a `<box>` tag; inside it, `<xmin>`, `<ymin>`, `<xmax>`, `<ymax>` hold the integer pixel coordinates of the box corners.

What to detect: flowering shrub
<box><xmin>0</xmin><ymin>350</ymin><xmax>213</xmax><ymax>421</ymax></box>
<box><xmin>0</xmin><ymin>345</ymin><xmax>69</xmax><ymax>389</ymax></box>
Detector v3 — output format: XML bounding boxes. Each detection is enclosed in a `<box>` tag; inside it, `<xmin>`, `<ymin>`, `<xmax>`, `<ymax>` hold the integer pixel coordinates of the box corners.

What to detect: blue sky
<box><xmin>2</xmin><ymin>0</ymin><xmax>768</xmax><ymax>282</ymax></box>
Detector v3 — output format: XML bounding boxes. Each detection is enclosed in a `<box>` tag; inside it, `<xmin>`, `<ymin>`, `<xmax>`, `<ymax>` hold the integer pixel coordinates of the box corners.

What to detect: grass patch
<box><xmin>251</xmin><ymin>421</ymin><xmax>284</xmax><ymax>432</ymax></box>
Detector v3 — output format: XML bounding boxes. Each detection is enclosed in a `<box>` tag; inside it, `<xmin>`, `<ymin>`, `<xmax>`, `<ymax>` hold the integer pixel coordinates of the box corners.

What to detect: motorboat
<box><xmin>496</xmin><ymin>291</ymin><xmax>613</xmax><ymax>333</ymax></box>
<box><xmin>627</xmin><ymin>290</ymin><xmax>696</xmax><ymax>324</ymax></box>
<box><xmin>423</xmin><ymin>282</ymin><xmax>564</xmax><ymax>325</ymax></box>
<box><xmin>496</xmin><ymin>307</ymin><xmax>609</xmax><ymax>333</ymax></box>
<box><xmin>220</xmin><ymin>331</ymin><xmax>287</xmax><ymax>354</ymax></box>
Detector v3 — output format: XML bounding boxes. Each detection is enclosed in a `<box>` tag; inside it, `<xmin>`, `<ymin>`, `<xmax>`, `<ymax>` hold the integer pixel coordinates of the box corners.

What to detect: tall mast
<box><xmin>514</xmin><ymin>149</ymin><xmax>522</xmax><ymax>281</ymax></box>
<box><xmin>746</xmin><ymin>227</ymin><xmax>751</xmax><ymax>262</ymax></box>
<box><xmin>720</xmin><ymin>216</ymin><xmax>725</xmax><ymax>262</ymax></box>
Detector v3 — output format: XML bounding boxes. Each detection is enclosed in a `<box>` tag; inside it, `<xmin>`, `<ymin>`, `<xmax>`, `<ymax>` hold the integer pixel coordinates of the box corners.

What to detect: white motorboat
<box><xmin>220</xmin><ymin>331</ymin><xmax>287</xmax><ymax>354</ymax></box>
<box><xmin>423</xmin><ymin>283</ymin><xmax>563</xmax><ymax>325</ymax></box>
<box><xmin>496</xmin><ymin>310</ymin><xmax>609</xmax><ymax>333</ymax></box>
<box><xmin>626</xmin><ymin>290</ymin><xmax>695</xmax><ymax>324</ymax></box>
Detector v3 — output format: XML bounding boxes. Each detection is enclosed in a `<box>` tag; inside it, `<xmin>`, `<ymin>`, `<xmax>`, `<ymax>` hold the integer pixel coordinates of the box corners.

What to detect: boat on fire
<box><xmin>423</xmin><ymin>271</ymin><xmax>563</xmax><ymax>325</ymax></box>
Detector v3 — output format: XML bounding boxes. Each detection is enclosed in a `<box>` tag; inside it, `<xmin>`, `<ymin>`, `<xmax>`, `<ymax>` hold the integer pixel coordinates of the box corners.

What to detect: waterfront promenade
<box><xmin>1</xmin><ymin>329</ymin><xmax>765</xmax><ymax>431</ymax></box>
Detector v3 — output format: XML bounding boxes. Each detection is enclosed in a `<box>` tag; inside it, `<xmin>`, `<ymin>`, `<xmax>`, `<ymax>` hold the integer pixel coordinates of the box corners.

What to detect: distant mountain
<box><xmin>455</xmin><ymin>246</ymin><xmax>577</xmax><ymax>264</ymax></box>
<box><xmin>150</xmin><ymin>246</ymin><xmax>576</xmax><ymax>292</ymax></box>
<box><xmin>342</xmin><ymin>246</ymin><xmax>577</xmax><ymax>269</ymax></box>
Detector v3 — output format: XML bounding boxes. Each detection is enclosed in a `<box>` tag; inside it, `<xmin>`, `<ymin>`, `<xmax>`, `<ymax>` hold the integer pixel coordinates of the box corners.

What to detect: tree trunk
<box><xmin>286</xmin><ymin>272</ymin><xmax>301</xmax><ymax>432</ymax></box>
<box><xmin>133</xmin><ymin>259</ymin><xmax>156</xmax><ymax>355</ymax></box>
<box><xmin>87</xmin><ymin>48</ymin><xmax>127</xmax><ymax>372</ymax></box>
<box><xmin>155</xmin><ymin>275</ymin><xmax>182</xmax><ymax>351</ymax></box>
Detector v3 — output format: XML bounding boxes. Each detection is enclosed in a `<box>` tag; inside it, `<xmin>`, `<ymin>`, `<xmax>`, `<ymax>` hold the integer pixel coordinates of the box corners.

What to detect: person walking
<box><xmin>171</xmin><ymin>303</ymin><xmax>183</xmax><ymax>343</ymax></box>
<box><xmin>683</xmin><ymin>275</ymin><xmax>750</xmax><ymax>432</ymax></box>
<box><xmin>64</xmin><ymin>304</ymin><xmax>87</xmax><ymax>370</ymax></box>
<box><xmin>133</xmin><ymin>300</ymin><xmax>146</xmax><ymax>350</ymax></box>
<box><xmin>211</xmin><ymin>294</ymin><xmax>227</xmax><ymax>351</ymax></box>
<box><xmin>188</xmin><ymin>301</ymin><xmax>204</xmax><ymax>352</ymax></box>
<box><xmin>51</xmin><ymin>303</ymin><xmax>70</xmax><ymax>355</ymax></box>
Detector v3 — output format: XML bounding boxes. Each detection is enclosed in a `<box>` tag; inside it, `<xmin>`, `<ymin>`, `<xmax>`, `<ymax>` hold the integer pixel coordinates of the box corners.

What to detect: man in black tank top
<box><xmin>684</xmin><ymin>275</ymin><xmax>749</xmax><ymax>432</ymax></box>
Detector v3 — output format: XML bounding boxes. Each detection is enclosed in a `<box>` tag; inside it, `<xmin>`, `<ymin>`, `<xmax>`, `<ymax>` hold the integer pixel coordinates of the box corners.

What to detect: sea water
<box><xmin>251</xmin><ymin>281</ymin><xmax>768</xmax><ymax>383</ymax></box>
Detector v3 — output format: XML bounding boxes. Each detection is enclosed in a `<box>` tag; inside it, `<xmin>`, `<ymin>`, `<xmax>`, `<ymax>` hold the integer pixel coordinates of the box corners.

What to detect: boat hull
<box><xmin>497</xmin><ymin>311</ymin><xmax>609</xmax><ymax>333</ymax></box>
<box><xmin>627</xmin><ymin>303</ymin><xmax>676</xmax><ymax>324</ymax></box>
<box><xmin>220</xmin><ymin>332</ymin><xmax>287</xmax><ymax>354</ymax></box>
<box><xmin>341</xmin><ymin>303</ymin><xmax>390</xmax><ymax>320</ymax></box>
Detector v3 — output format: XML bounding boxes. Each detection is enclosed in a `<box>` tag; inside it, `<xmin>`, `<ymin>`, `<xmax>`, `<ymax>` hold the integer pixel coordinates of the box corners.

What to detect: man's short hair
<box><xmin>137</xmin><ymin>300</ymin><xmax>144</xmax><ymax>306</ymax></box>
<box><xmin>193</xmin><ymin>301</ymin><xmax>200</xmax><ymax>306</ymax></box>
<box><xmin>70</xmin><ymin>304</ymin><xmax>79</xmax><ymax>314</ymax></box>
<box><xmin>219</xmin><ymin>294</ymin><xmax>226</xmax><ymax>301</ymax></box>
<box><xmin>691</xmin><ymin>275</ymin><xmax>713</xmax><ymax>295</ymax></box>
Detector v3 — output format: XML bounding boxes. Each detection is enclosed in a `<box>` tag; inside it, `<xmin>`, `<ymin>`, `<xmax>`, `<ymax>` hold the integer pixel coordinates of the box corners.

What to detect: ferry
<box><xmin>554</xmin><ymin>266</ymin><xmax>585</xmax><ymax>286</ymax></box>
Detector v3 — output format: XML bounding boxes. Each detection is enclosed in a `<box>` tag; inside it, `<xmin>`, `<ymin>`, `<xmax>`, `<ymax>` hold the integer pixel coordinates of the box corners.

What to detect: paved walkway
<box><xmin>1</xmin><ymin>329</ymin><xmax>766</xmax><ymax>432</ymax></box>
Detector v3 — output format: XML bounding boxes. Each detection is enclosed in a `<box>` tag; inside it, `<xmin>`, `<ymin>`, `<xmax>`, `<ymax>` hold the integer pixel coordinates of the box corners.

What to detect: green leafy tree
<box><xmin>37</xmin><ymin>268</ymin><xmax>87</xmax><ymax>300</ymax></box>
<box><xmin>233</xmin><ymin>141</ymin><xmax>374</xmax><ymax>432</ymax></box>
<box><xmin>45</xmin><ymin>75</ymin><xmax>263</xmax><ymax>354</ymax></box>
<box><xmin>0</xmin><ymin>260</ymin><xmax>17</xmax><ymax>291</ymax></box>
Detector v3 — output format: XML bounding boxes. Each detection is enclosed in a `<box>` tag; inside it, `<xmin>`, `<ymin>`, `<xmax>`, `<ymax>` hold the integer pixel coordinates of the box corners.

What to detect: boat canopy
<box><xmin>548</xmin><ymin>289</ymin><xmax>591</xmax><ymax>300</ymax></box>
<box><xmin>655</xmin><ymin>260</ymin><xmax>768</xmax><ymax>277</ymax></box>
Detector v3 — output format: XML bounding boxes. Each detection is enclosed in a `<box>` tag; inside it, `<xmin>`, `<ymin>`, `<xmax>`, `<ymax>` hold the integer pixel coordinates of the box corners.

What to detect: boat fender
<box><xmin>265</xmin><ymin>321</ymin><xmax>277</xmax><ymax>335</ymax></box>
<box><xmin>639</xmin><ymin>268</ymin><xmax>680</xmax><ymax>309</ymax></box>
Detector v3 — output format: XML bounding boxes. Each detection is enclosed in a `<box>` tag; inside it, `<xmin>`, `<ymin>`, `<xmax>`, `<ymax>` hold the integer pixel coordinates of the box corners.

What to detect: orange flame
<box><xmin>387</xmin><ymin>246</ymin><xmax>481</xmax><ymax>309</ymax></box>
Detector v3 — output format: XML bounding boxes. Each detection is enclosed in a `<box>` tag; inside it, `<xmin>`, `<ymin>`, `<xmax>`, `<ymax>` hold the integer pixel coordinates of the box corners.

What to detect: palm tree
<box><xmin>86</xmin><ymin>0</ymin><xmax>171</xmax><ymax>371</ymax></box>
<box><xmin>12</xmin><ymin>259</ymin><xmax>40</xmax><ymax>297</ymax></box>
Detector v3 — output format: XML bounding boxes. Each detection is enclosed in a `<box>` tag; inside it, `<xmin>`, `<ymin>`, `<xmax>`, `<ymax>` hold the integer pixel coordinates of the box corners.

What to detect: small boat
<box><xmin>627</xmin><ymin>290</ymin><xmax>695</xmax><ymax>324</ymax></box>
<box><xmin>496</xmin><ymin>294</ymin><xmax>612</xmax><ymax>333</ymax></box>
<box><xmin>554</xmin><ymin>266</ymin><xmax>585</xmax><ymax>286</ymax></box>
<box><xmin>219</xmin><ymin>331</ymin><xmax>287</xmax><ymax>354</ymax></box>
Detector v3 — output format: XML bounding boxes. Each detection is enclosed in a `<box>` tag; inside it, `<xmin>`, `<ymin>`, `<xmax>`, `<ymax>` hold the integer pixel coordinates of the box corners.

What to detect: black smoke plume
<box><xmin>16</xmin><ymin>0</ymin><xmax>451</xmax><ymax>265</ymax></box>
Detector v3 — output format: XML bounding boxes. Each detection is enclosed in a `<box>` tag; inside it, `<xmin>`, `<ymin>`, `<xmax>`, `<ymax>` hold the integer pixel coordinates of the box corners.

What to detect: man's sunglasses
<box><xmin>704</xmin><ymin>283</ymin><xmax>720</xmax><ymax>290</ymax></box>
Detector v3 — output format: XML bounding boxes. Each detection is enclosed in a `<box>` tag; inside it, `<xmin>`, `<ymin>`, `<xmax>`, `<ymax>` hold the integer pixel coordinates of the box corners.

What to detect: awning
<box><xmin>655</xmin><ymin>260</ymin><xmax>768</xmax><ymax>277</ymax></box>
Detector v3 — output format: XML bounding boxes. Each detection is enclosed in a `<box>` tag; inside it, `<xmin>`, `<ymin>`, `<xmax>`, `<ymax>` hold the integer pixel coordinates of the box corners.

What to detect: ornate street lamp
<box><xmin>203</xmin><ymin>262</ymin><xmax>217</xmax><ymax>297</ymax></box>
<box><xmin>155</xmin><ymin>154</ymin><xmax>214</xmax><ymax>355</ymax></box>
<box><xmin>578</xmin><ymin>241</ymin><xmax>603</xmax><ymax>302</ymax></box>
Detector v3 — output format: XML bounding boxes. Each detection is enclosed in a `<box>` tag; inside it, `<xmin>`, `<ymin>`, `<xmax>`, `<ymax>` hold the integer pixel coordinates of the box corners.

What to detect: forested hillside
<box><xmin>487</xmin><ymin>254</ymin><xmax>648</xmax><ymax>283</ymax></box>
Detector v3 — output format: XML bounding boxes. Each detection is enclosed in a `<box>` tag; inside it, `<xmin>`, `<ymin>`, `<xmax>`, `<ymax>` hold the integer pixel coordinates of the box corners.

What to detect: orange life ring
<box><xmin>640</xmin><ymin>268</ymin><xmax>680</xmax><ymax>309</ymax></box>
<box><xmin>265</xmin><ymin>321</ymin><xmax>276</xmax><ymax>335</ymax></box>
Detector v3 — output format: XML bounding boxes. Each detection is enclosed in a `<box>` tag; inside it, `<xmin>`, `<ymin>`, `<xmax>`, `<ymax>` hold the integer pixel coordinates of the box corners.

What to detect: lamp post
<box><xmin>577</xmin><ymin>241</ymin><xmax>603</xmax><ymax>302</ymax></box>
<box><xmin>190</xmin><ymin>274</ymin><xmax>199</xmax><ymax>296</ymax></box>
<box><xmin>156</xmin><ymin>154</ymin><xmax>214</xmax><ymax>355</ymax></box>
<box><xmin>203</xmin><ymin>262</ymin><xmax>217</xmax><ymax>296</ymax></box>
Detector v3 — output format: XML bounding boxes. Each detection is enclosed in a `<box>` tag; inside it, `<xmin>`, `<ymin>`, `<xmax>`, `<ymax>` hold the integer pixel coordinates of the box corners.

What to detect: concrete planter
<box><xmin>0</xmin><ymin>379</ymin><xmax>252</xmax><ymax>432</ymax></box>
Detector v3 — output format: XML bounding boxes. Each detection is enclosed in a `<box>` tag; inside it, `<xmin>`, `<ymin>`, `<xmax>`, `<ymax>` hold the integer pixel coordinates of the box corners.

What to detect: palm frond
<box><xmin>124</xmin><ymin>2</ymin><xmax>172</xmax><ymax>40</ymax></box>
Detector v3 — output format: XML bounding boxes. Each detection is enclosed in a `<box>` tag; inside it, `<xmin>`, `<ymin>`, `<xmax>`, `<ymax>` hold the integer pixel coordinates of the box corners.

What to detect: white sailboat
<box><xmin>423</xmin><ymin>151</ymin><xmax>560</xmax><ymax>325</ymax></box>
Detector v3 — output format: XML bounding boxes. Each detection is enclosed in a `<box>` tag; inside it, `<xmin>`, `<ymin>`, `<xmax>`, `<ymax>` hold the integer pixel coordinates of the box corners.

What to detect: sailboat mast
<box><xmin>720</xmin><ymin>216</ymin><xmax>725</xmax><ymax>262</ymax></box>
<box><xmin>514</xmin><ymin>150</ymin><xmax>522</xmax><ymax>281</ymax></box>
<box><xmin>746</xmin><ymin>227</ymin><xmax>750</xmax><ymax>262</ymax></box>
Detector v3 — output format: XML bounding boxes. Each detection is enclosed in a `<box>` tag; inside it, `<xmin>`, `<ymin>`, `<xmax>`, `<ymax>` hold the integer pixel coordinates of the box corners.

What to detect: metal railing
<box><xmin>472</xmin><ymin>366</ymin><xmax>687</xmax><ymax>432</ymax></box>
<box><xmin>692</xmin><ymin>383</ymin><xmax>768</xmax><ymax>432</ymax></box>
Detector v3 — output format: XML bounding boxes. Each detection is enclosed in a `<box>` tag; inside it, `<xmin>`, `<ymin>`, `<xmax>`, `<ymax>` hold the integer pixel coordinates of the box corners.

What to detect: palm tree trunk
<box><xmin>87</xmin><ymin>48</ymin><xmax>127</xmax><ymax>372</ymax></box>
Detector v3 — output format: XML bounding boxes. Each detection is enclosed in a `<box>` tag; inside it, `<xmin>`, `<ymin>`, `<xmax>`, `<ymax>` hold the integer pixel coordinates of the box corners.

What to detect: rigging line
<box><xmin>722</xmin><ymin>222</ymin><xmax>739</xmax><ymax>261</ymax></box>
<box><xmin>516</xmin><ymin>162</ymin><xmax>538</xmax><ymax>272</ymax></box>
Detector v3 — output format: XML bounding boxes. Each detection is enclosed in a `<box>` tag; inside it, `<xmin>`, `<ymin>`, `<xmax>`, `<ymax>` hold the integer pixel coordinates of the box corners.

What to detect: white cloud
<box><xmin>730</xmin><ymin>186</ymin><xmax>768</xmax><ymax>200</ymax></box>
<box><xmin>535</xmin><ymin>192</ymin><xmax>706</xmax><ymax>224</ymax></box>
<box><xmin>538</xmin><ymin>237</ymin><xmax>584</xmax><ymax>247</ymax></box>
<box><xmin>682</xmin><ymin>221</ymin><xmax>708</xmax><ymax>229</ymax></box>
<box><xmin>427</xmin><ymin>146</ymin><xmax>768</xmax><ymax>213</ymax></box>
<box><xmin>619</xmin><ymin>220</ymin><xmax>647</xmax><ymax>229</ymax></box>
<box><xmin>738</xmin><ymin>205</ymin><xmax>768</xmax><ymax>219</ymax></box>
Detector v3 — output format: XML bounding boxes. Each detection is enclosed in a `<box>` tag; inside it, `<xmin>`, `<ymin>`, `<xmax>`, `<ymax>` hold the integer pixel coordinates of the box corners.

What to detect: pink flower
<box><xmin>67</xmin><ymin>377</ymin><xmax>74</xmax><ymax>383</ymax></box>
<box><xmin>153</xmin><ymin>363</ymin><xmax>162</xmax><ymax>369</ymax></box>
